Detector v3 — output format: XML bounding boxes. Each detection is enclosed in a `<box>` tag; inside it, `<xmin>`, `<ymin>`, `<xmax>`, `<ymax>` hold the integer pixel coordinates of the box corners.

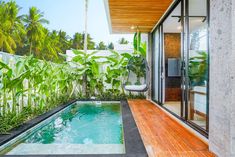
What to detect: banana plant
<box><xmin>0</xmin><ymin>44</ymin><xmax>146</xmax><ymax>133</ymax></box>
<box><xmin>0</xmin><ymin>54</ymin><xmax>83</xmax><ymax>133</ymax></box>
<box><xmin>0</xmin><ymin>60</ymin><xmax>13</xmax><ymax>116</ymax></box>
<box><xmin>189</xmin><ymin>51</ymin><xmax>208</xmax><ymax>86</ymax></box>
<box><xmin>133</xmin><ymin>32</ymin><xmax>147</xmax><ymax>58</ymax></box>
<box><xmin>105</xmin><ymin>50</ymin><xmax>132</xmax><ymax>94</ymax></box>
<box><xmin>127</xmin><ymin>56</ymin><xmax>146</xmax><ymax>85</ymax></box>
<box><xmin>71</xmin><ymin>49</ymin><xmax>105</xmax><ymax>97</ymax></box>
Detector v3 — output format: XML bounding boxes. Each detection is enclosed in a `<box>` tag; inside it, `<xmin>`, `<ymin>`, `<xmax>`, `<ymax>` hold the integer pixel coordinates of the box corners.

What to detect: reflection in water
<box><xmin>25</xmin><ymin>103</ymin><xmax>123</xmax><ymax>144</ymax></box>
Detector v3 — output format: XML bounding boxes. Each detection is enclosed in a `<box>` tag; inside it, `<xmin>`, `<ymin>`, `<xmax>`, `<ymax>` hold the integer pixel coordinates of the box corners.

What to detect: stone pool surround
<box><xmin>0</xmin><ymin>100</ymin><xmax>148</xmax><ymax>157</ymax></box>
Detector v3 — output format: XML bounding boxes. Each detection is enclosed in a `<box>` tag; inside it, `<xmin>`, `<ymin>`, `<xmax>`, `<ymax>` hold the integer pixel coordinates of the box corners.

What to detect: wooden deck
<box><xmin>128</xmin><ymin>99</ymin><xmax>216</xmax><ymax>157</ymax></box>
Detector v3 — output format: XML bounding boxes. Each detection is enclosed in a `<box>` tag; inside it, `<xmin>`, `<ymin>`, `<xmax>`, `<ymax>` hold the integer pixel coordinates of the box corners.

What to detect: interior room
<box><xmin>187</xmin><ymin>0</ymin><xmax>208</xmax><ymax>129</ymax></box>
<box><xmin>160</xmin><ymin>0</ymin><xmax>208</xmax><ymax>130</ymax></box>
<box><xmin>162</xmin><ymin>2</ymin><xmax>182</xmax><ymax>116</ymax></box>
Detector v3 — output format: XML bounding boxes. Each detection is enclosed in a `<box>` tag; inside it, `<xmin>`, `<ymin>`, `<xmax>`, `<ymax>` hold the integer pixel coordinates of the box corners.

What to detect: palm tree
<box><xmin>85</xmin><ymin>33</ymin><xmax>95</xmax><ymax>50</ymax></box>
<box><xmin>71</xmin><ymin>32</ymin><xmax>95</xmax><ymax>50</ymax></box>
<box><xmin>118</xmin><ymin>37</ymin><xmax>129</xmax><ymax>44</ymax></box>
<box><xmin>108</xmin><ymin>42</ymin><xmax>114</xmax><ymax>50</ymax></box>
<box><xmin>84</xmin><ymin>0</ymin><xmax>88</xmax><ymax>54</ymax></box>
<box><xmin>82</xmin><ymin>0</ymin><xmax>88</xmax><ymax>97</ymax></box>
<box><xmin>96</xmin><ymin>41</ymin><xmax>106</xmax><ymax>50</ymax></box>
<box><xmin>58</xmin><ymin>30</ymin><xmax>71</xmax><ymax>52</ymax></box>
<box><xmin>23</xmin><ymin>7</ymin><xmax>49</xmax><ymax>56</ymax></box>
<box><xmin>41</xmin><ymin>29</ymin><xmax>60</xmax><ymax>60</ymax></box>
<box><xmin>72</xmin><ymin>32</ymin><xmax>83</xmax><ymax>49</ymax></box>
<box><xmin>0</xmin><ymin>1</ymin><xmax>25</xmax><ymax>54</ymax></box>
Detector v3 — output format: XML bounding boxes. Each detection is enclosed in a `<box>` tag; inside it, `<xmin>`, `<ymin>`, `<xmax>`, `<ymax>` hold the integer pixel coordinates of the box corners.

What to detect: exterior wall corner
<box><xmin>209</xmin><ymin>0</ymin><xmax>235</xmax><ymax>156</ymax></box>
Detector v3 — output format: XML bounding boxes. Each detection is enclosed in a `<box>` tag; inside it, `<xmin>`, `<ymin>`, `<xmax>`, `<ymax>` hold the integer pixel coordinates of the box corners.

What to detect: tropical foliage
<box><xmin>0</xmin><ymin>1</ymin><xmax>132</xmax><ymax>63</ymax></box>
<box><xmin>0</xmin><ymin>1</ymin><xmax>25</xmax><ymax>54</ymax></box>
<box><xmin>104</xmin><ymin>50</ymin><xmax>132</xmax><ymax>95</ymax></box>
<box><xmin>118</xmin><ymin>37</ymin><xmax>129</xmax><ymax>44</ymax></box>
<box><xmin>71</xmin><ymin>32</ymin><xmax>95</xmax><ymax>50</ymax></box>
<box><xmin>23</xmin><ymin>7</ymin><xmax>49</xmax><ymax>56</ymax></box>
<box><xmin>107</xmin><ymin>42</ymin><xmax>114</xmax><ymax>50</ymax></box>
<box><xmin>0</xmin><ymin>0</ymin><xmax>146</xmax><ymax>134</ymax></box>
<box><xmin>189</xmin><ymin>51</ymin><xmax>208</xmax><ymax>86</ymax></box>
<box><xmin>0</xmin><ymin>55</ymin><xmax>82</xmax><ymax>133</ymax></box>
<box><xmin>0</xmin><ymin>47</ymin><xmax>146</xmax><ymax>133</ymax></box>
<box><xmin>127</xmin><ymin>56</ymin><xmax>147</xmax><ymax>85</ymax></box>
<box><xmin>133</xmin><ymin>32</ymin><xmax>147</xmax><ymax>57</ymax></box>
<box><xmin>0</xmin><ymin>1</ymin><xmax>109</xmax><ymax>62</ymax></box>
<box><xmin>96</xmin><ymin>42</ymin><xmax>107</xmax><ymax>50</ymax></box>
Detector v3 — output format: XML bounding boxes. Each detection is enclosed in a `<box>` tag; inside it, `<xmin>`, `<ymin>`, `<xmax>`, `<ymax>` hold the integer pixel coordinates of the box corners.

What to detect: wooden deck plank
<box><xmin>128</xmin><ymin>99</ymin><xmax>216</xmax><ymax>157</ymax></box>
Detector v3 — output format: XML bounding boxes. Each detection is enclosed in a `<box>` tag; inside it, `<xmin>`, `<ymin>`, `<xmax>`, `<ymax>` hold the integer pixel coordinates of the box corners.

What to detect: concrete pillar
<box><xmin>209</xmin><ymin>0</ymin><xmax>235</xmax><ymax>156</ymax></box>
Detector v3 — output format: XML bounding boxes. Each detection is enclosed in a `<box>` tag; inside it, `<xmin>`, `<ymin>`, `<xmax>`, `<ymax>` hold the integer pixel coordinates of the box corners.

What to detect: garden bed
<box><xmin>0</xmin><ymin>99</ymin><xmax>77</xmax><ymax>146</ymax></box>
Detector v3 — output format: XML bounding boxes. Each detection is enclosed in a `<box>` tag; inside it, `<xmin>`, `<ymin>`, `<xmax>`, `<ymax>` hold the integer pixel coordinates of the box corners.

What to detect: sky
<box><xmin>8</xmin><ymin>0</ymin><xmax>133</xmax><ymax>45</ymax></box>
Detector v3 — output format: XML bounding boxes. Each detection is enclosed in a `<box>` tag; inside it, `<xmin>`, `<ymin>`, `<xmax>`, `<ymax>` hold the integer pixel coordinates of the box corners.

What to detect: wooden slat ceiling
<box><xmin>108</xmin><ymin>0</ymin><xmax>173</xmax><ymax>33</ymax></box>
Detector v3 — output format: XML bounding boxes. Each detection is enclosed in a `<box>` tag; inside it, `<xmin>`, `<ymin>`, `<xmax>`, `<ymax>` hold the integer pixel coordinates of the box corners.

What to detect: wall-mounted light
<box><xmin>177</xmin><ymin>26</ymin><xmax>182</xmax><ymax>30</ymax></box>
<box><xmin>130</xmin><ymin>25</ymin><xmax>140</xmax><ymax>31</ymax></box>
<box><xmin>131</xmin><ymin>25</ymin><xmax>136</xmax><ymax>30</ymax></box>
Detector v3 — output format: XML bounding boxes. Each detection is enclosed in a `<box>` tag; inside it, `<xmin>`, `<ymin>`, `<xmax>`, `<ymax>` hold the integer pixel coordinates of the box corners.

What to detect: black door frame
<box><xmin>151</xmin><ymin>0</ymin><xmax>210</xmax><ymax>137</ymax></box>
<box><xmin>151</xmin><ymin>27</ymin><xmax>160</xmax><ymax>103</ymax></box>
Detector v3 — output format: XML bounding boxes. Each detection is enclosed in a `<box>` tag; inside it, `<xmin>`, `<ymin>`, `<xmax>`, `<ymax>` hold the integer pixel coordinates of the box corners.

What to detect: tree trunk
<box><xmin>84</xmin><ymin>0</ymin><xmax>88</xmax><ymax>52</ymax></box>
<box><xmin>82</xmin><ymin>0</ymin><xmax>88</xmax><ymax>97</ymax></box>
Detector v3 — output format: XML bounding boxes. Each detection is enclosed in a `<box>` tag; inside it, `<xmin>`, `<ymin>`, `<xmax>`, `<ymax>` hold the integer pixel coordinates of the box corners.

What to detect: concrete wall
<box><xmin>209</xmin><ymin>0</ymin><xmax>235</xmax><ymax>156</ymax></box>
<box><xmin>232</xmin><ymin>0</ymin><xmax>235</xmax><ymax>156</ymax></box>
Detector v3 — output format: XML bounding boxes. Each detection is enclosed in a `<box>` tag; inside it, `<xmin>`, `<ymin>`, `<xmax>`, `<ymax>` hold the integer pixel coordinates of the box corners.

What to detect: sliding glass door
<box><xmin>152</xmin><ymin>28</ymin><xmax>160</xmax><ymax>102</ymax></box>
<box><xmin>162</xmin><ymin>1</ymin><xmax>183</xmax><ymax>117</ymax></box>
<box><xmin>152</xmin><ymin>25</ymin><xmax>164</xmax><ymax>104</ymax></box>
<box><xmin>151</xmin><ymin>0</ymin><xmax>209</xmax><ymax>135</ymax></box>
<box><xmin>186</xmin><ymin>0</ymin><xmax>209</xmax><ymax>132</ymax></box>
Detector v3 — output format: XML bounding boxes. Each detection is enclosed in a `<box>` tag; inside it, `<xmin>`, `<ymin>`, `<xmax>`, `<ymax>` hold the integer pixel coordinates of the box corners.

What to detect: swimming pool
<box><xmin>0</xmin><ymin>101</ymin><xmax>125</xmax><ymax>155</ymax></box>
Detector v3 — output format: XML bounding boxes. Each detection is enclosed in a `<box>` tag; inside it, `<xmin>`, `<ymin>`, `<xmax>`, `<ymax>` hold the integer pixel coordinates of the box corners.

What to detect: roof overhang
<box><xmin>104</xmin><ymin>0</ymin><xmax>174</xmax><ymax>34</ymax></box>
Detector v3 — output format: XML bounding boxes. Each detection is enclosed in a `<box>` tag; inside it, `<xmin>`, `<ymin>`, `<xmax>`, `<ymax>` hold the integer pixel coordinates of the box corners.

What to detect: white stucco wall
<box><xmin>66</xmin><ymin>49</ymin><xmax>133</xmax><ymax>62</ymax></box>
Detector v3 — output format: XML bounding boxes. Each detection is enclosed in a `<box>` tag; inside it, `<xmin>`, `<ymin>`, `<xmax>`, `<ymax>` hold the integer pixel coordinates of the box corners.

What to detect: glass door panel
<box><xmin>152</xmin><ymin>29</ymin><xmax>160</xmax><ymax>102</ymax></box>
<box><xmin>187</xmin><ymin>0</ymin><xmax>209</xmax><ymax>131</ymax></box>
<box><xmin>162</xmin><ymin>2</ymin><xmax>183</xmax><ymax>117</ymax></box>
<box><xmin>151</xmin><ymin>0</ymin><xmax>209</xmax><ymax>135</ymax></box>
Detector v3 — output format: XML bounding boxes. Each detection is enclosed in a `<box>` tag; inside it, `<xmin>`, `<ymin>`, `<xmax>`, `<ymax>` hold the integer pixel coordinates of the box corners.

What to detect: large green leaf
<box><xmin>121</xmin><ymin>53</ymin><xmax>132</xmax><ymax>59</ymax></box>
<box><xmin>87</xmin><ymin>50</ymin><xmax>99</xmax><ymax>58</ymax></box>
<box><xmin>72</xmin><ymin>55</ymin><xmax>85</xmax><ymax>64</ymax></box>
<box><xmin>72</xmin><ymin>49</ymin><xmax>85</xmax><ymax>56</ymax></box>
<box><xmin>133</xmin><ymin>32</ymin><xmax>141</xmax><ymax>51</ymax></box>
<box><xmin>0</xmin><ymin>61</ymin><xmax>11</xmax><ymax>70</ymax></box>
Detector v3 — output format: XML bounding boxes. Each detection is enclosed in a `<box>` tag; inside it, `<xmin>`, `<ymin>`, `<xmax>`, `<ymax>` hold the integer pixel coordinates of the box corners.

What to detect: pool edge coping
<box><xmin>0</xmin><ymin>99</ymin><xmax>77</xmax><ymax>147</ymax></box>
<box><xmin>0</xmin><ymin>99</ymin><xmax>148</xmax><ymax>157</ymax></box>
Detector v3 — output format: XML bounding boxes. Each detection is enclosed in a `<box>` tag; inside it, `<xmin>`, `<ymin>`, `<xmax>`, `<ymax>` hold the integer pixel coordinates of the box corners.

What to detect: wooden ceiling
<box><xmin>107</xmin><ymin>0</ymin><xmax>173</xmax><ymax>33</ymax></box>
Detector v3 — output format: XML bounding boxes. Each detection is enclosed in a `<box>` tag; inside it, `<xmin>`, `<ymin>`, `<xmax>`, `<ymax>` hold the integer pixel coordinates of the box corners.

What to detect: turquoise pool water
<box><xmin>1</xmin><ymin>101</ymin><xmax>125</xmax><ymax>155</ymax></box>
